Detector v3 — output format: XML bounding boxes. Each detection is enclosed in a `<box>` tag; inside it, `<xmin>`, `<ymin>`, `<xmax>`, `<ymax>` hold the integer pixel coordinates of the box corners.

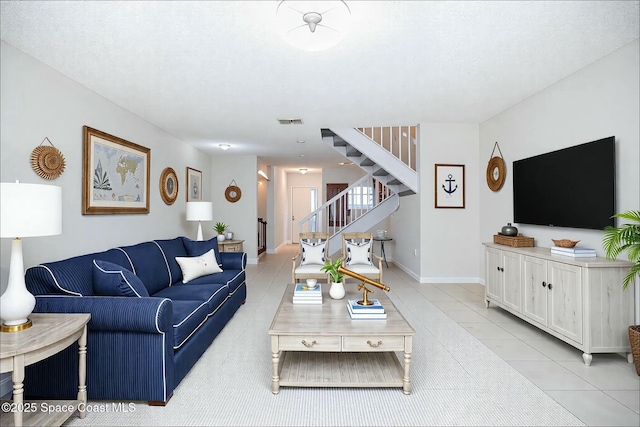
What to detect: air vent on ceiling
<box><xmin>277</xmin><ymin>118</ymin><xmax>303</xmax><ymax>125</ymax></box>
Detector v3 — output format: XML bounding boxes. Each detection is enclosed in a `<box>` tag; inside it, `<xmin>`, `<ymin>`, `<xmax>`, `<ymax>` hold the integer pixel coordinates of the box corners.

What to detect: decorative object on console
<box><xmin>83</xmin><ymin>126</ymin><xmax>150</xmax><ymax>215</ymax></box>
<box><xmin>551</xmin><ymin>239</ymin><xmax>580</xmax><ymax>248</ymax></box>
<box><xmin>338</xmin><ymin>266</ymin><xmax>390</xmax><ymax>307</ymax></box>
<box><xmin>159</xmin><ymin>167</ymin><xmax>178</xmax><ymax>205</ymax></box>
<box><xmin>186</xmin><ymin>167</ymin><xmax>202</xmax><ymax>202</ymax></box>
<box><xmin>225</xmin><ymin>179</ymin><xmax>242</xmax><ymax>203</ymax></box>
<box><xmin>376</xmin><ymin>230</ymin><xmax>387</xmax><ymax>238</ymax></box>
<box><xmin>186</xmin><ymin>201</ymin><xmax>213</xmax><ymax>241</ymax></box>
<box><xmin>214</xmin><ymin>221</ymin><xmax>228</xmax><ymax>242</ymax></box>
<box><xmin>486</xmin><ymin>141</ymin><xmax>506</xmax><ymax>192</ymax></box>
<box><xmin>602</xmin><ymin>210</ymin><xmax>640</xmax><ymax>375</ymax></box>
<box><xmin>435</xmin><ymin>164</ymin><xmax>465</xmax><ymax>208</ymax></box>
<box><xmin>500</xmin><ymin>223</ymin><xmax>518</xmax><ymax>236</ymax></box>
<box><xmin>493</xmin><ymin>233</ymin><xmax>534</xmax><ymax>247</ymax></box>
<box><xmin>321</xmin><ymin>258</ymin><xmax>346</xmax><ymax>300</ymax></box>
<box><xmin>550</xmin><ymin>246</ymin><xmax>596</xmax><ymax>258</ymax></box>
<box><xmin>31</xmin><ymin>136</ymin><xmax>66</xmax><ymax>180</ymax></box>
<box><xmin>0</xmin><ymin>181</ymin><xmax>62</xmax><ymax>332</ymax></box>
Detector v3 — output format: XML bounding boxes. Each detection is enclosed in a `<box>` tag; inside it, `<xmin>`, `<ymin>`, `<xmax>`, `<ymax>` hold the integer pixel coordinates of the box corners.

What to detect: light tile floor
<box><xmin>423</xmin><ymin>279</ymin><xmax>640</xmax><ymax>425</ymax></box>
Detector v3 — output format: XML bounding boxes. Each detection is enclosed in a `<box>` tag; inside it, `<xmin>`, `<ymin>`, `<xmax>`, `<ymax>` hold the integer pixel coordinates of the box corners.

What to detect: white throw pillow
<box><xmin>345</xmin><ymin>240</ymin><xmax>372</xmax><ymax>266</ymax></box>
<box><xmin>175</xmin><ymin>249</ymin><xmax>223</xmax><ymax>283</ymax></box>
<box><xmin>300</xmin><ymin>241</ymin><xmax>326</xmax><ymax>265</ymax></box>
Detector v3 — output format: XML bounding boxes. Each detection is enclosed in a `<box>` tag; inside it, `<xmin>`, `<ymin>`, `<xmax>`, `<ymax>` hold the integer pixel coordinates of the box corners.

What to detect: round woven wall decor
<box><xmin>225</xmin><ymin>185</ymin><xmax>242</xmax><ymax>203</ymax></box>
<box><xmin>31</xmin><ymin>142</ymin><xmax>66</xmax><ymax>180</ymax></box>
<box><xmin>486</xmin><ymin>156</ymin><xmax>506</xmax><ymax>191</ymax></box>
<box><xmin>159</xmin><ymin>167</ymin><xmax>178</xmax><ymax>205</ymax></box>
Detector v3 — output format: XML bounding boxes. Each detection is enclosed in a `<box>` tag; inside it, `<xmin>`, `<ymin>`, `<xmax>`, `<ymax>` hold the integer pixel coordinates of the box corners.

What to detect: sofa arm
<box><xmin>220</xmin><ymin>251</ymin><xmax>247</xmax><ymax>270</ymax></box>
<box><xmin>34</xmin><ymin>295</ymin><xmax>173</xmax><ymax>334</ymax></box>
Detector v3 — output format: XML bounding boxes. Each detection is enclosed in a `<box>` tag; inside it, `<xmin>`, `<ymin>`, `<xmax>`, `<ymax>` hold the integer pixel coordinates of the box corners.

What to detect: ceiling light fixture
<box><xmin>297</xmin><ymin>140</ymin><xmax>306</xmax><ymax>144</ymax></box>
<box><xmin>219</xmin><ymin>144</ymin><xmax>231</xmax><ymax>150</ymax></box>
<box><xmin>299</xmin><ymin>168</ymin><xmax>308</xmax><ymax>174</ymax></box>
<box><xmin>258</xmin><ymin>170</ymin><xmax>270</xmax><ymax>181</ymax></box>
<box><xmin>276</xmin><ymin>1</ymin><xmax>351</xmax><ymax>52</ymax></box>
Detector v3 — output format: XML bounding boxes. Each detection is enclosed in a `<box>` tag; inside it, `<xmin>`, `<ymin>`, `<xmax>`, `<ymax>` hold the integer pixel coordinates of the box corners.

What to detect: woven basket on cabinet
<box><xmin>629</xmin><ymin>325</ymin><xmax>640</xmax><ymax>376</ymax></box>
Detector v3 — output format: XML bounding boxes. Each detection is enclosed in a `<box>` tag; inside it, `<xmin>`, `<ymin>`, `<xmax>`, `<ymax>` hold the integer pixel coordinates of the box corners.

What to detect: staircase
<box><xmin>298</xmin><ymin>126</ymin><xmax>419</xmax><ymax>249</ymax></box>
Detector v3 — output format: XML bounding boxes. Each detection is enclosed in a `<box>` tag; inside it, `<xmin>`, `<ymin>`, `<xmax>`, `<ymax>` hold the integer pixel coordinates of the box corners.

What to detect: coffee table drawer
<box><xmin>278</xmin><ymin>336</ymin><xmax>340</xmax><ymax>351</ymax></box>
<box><xmin>342</xmin><ymin>335</ymin><xmax>405</xmax><ymax>351</ymax></box>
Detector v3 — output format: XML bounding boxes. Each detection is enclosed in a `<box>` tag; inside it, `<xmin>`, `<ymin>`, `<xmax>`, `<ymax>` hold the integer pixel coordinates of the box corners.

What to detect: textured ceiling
<box><xmin>1</xmin><ymin>1</ymin><xmax>638</xmax><ymax>171</ymax></box>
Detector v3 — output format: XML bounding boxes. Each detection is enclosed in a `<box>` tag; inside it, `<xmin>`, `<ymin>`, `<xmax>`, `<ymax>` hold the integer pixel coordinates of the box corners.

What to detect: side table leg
<box><xmin>271</xmin><ymin>352</ymin><xmax>280</xmax><ymax>394</ymax></box>
<box><xmin>381</xmin><ymin>242</ymin><xmax>389</xmax><ymax>268</ymax></box>
<box><xmin>77</xmin><ymin>325</ymin><xmax>88</xmax><ymax>418</ymax></box>
<box><xmin>12</xmin><ymin>354</ymin><xmax>25</xmax><ymax>427</ymax></box>
<box><xmin>403</xmin><ymin>337</ymin><xmax>412</xmax><ymax>395</ymax></box>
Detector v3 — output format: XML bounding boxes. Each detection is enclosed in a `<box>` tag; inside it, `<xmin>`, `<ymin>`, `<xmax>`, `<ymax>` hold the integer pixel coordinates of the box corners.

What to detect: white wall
<box><xmin>479</xmin><ymin>39</ymin><xmax>640</xmax><ymax>280</ymax></box>
<box><xmin>210</xmin><ymin>155</ymin><xmax>258</xmax><ymax>262</ymax></box>
<box><xmin>418</xmin><ymin>123</ymin><xmax>481</xmax><ymax>283</ymax></box>
<box><xmin>0</xmin><ymin>41</ymin><xmax>212</xmax><ymax>291</ymax></box>
<box><xmin>390</xmin><ymin>194</ymin><xmax>421</xmax><ymax>277</ymax></box>
<box><xmin>271</xmin><ymin>166</ymin><xmax>289</xmax><ymax>252</ymax></box>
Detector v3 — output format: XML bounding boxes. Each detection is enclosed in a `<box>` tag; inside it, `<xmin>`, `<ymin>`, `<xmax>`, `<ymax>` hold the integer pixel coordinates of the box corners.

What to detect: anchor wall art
<box><xmin>435</xmin><ymin>164</ymin><xmax>465</xmax><ymax>209</ymax></box>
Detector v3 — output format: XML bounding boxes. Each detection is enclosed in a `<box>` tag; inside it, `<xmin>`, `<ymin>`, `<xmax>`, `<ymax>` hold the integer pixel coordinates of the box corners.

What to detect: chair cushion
<box><xmin>343</xmin><ymin>264</ymin><xmax>380</xmax><ymax>276</ymax></box>
<box><xmin>345</xmin><ymin>240</ymin><xmax>373</xmax><ymax>266</ymax></box>
<box><xmin>92</xmin><ymin>260</ymin><xmax>150</xmax><ymax>298</ymax></box>
<box><xmin>295</xmin><ymin>265</ymin><xmax>325</xmax><ymax>275</ymax></box>
<box><xmin>175</xmin><ymin>250</ymin><xmax>223</xmax><ymax>283</ymax></box>
<box><xmin>300</xmin><ymin>241</ymin><xmax>326</xmax><ymax>265</ymax></box>
<box><xmin>183</xmin><ymin>236</ymin><xmax>223</xmax><ymax>266</ymax></box>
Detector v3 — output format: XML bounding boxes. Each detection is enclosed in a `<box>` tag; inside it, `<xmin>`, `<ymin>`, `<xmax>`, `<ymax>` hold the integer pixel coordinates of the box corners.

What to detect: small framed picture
<box><xmin>435</xmin><ymin>164</ymin><xmax>465</xmax><ymax>208</ymax></box>
<box><xmin>186</xmin><ymin>167</ymin><xmax>202</xmax><ymax>202</ymax></box>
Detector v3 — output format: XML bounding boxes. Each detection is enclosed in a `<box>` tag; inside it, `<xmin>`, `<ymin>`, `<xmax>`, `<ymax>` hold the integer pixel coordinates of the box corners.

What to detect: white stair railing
<box><xmin>298</xmin><ymin>174</ymin><xmax>393</xmax><ymax>237</ymax></box>
<box><xmin>356</xmin><ymin>126</ymin><xmax>417</xmax><ymax>171</ymax></box>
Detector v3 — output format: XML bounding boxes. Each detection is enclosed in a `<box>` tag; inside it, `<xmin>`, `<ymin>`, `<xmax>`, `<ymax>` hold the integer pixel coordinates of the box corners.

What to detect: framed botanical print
<box><xmin>186</xmin><ymin>167</ymin><xmax>202</xmax><ymax>202</ymax></box>
<box><xmin>159</xmin><ymin>167</ymin><xmax>178</xmax><ymax>205</ymax></box>
<box><xmin>82</xmin><ymin>126</ymin><xmax>150</xmax><ymax>214</ymax></box>
<box><xmin>435</xmin><ymin>164</ymin><xmax>465</xmax><ymax>208</ymax></box>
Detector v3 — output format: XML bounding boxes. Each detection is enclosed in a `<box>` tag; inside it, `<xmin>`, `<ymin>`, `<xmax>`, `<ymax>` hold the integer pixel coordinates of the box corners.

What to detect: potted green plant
<box><xmin>602</xmin><ymin>210</ymin><xmax>640</xmax><ymax>375</ymax></box>
<box><xmin>321</xmin><ymin>258</ymin><xmax>345</xmax><ymax>300</ymax></box>
<box><xmin>214</xmin><ymin>222</ymin><xmax>228</xmax><ymax>242</ymax></box>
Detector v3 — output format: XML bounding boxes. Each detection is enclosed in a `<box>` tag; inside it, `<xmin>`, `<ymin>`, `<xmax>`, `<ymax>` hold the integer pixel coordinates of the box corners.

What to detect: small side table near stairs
<box><xmin>373</xmin><ymin>236</ymin><xmax>392</xmax><ymax>268</ymax></box>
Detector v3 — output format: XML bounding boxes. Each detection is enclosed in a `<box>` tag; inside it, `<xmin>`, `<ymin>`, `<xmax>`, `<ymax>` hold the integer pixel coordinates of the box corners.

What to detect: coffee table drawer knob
<box><xmin>367</xmin><ymin>340</ymin><xmax>383</xmax><ymax>348</ymax></box>
<box><xmin>301</xmin><ymin>340</ymin><xmax>317</xmax><ymax>348</ymax></box>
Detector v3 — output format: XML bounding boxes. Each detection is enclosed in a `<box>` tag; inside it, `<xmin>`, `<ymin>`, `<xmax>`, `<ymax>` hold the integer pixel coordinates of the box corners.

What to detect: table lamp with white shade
<box><xmin>0</xmin><ymin>181</ymin><xmax>62</xmax><ymax>332</ymax></box>
<box><xmin>186</xmin><ymin>201</ymin><xmax>213</xmax><ymax>241</ymax></box>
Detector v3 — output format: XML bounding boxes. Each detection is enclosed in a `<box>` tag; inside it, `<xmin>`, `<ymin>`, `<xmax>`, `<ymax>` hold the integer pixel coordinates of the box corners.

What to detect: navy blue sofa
<box><xmin>23</xmin><ymin>236</ymin><xmax>246</xmax><ymax>405</ymax></box>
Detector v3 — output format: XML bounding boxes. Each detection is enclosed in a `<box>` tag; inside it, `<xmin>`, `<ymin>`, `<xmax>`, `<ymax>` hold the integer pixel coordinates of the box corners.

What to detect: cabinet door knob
<box><xmin>497</xmin><ymin>266</ymin><xmax>500</xmax><ymax>271</ymax></box>
<box><xmin>501</xmin><ymin>267</ymin><xmax>504</xmax><ymax>272</ymax></box>
<box><xmin>542</xmin><ymin>281</ymin><xmax>546</xmax><ymax>287</ymax></box>
<box><xmin>548</xmin><ymin>283</ymin><xmax>553</xmax><ymax>290</ymax></box>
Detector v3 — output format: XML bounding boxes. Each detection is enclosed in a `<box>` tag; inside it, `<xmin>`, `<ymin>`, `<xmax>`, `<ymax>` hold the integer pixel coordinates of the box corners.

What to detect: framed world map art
<box><xmin>82</xmin><ymin>126</ymin><xmax>150</xmax><ymax>214</ymax></box>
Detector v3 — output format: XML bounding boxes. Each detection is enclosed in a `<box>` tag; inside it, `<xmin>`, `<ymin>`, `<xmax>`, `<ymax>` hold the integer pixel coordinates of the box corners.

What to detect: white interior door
<box><xmin>291</xmin><ymin>187</ymin><xmax>316</xmax><ymax>243</ymax></box>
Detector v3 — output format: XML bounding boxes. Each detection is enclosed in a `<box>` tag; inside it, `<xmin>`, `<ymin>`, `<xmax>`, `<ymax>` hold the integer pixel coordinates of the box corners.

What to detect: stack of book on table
<box><xmin>292</xmin><ymin>283</ymin><xmax>322</xmax><ymax>304</ymax></box>
<box><xmin>347</xmin><ymin>298</ymin><xmax>387</xmax><ymax>320</ymax></box>
<box><xmin>551</xmin><ymin>246</ymin><xmax>597</xmax><ymax>258</ymax></box>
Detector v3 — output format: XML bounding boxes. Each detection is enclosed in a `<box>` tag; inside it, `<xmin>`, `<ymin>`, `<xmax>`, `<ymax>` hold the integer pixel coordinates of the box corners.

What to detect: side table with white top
<box><xmin>0</xmin><ymin>313</ymin><xmax>90</xmax><ymax>427</ymax></box>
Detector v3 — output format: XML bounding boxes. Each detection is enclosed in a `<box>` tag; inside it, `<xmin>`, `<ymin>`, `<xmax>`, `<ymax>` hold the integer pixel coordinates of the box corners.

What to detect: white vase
<box><xmin>217</xmin><ymin>234</ymin><xmax>226</xmax><ymax>242</ymax></box>
<box><xmin>226</xmin><ymin>232</ymin><xmax>233</xmax><ymax>240</ymax></box>
<box><xmin>329</xmin><ymin>281</ymin><xmax>345</xmax><ymax>300</ymax></box>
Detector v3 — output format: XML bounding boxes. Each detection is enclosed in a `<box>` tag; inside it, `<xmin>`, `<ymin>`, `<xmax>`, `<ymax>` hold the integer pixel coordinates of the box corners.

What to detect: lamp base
<box><xmin>1</xmin><ymin>318</ymin><xmax>33</xmax><ymax>333</ymax></box>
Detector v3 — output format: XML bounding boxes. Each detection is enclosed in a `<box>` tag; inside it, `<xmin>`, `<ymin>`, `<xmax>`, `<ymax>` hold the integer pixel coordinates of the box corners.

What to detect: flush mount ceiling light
<box><xmin>299</xmin><ymin>168</ymin><xmax>308</xmax><ymax>174</ymax></box>
<box><xmin>219</xmin><ymin>144</ymin><xmax>231</xmax><ymax>150</ymax></box>
<box><xmin>276</xmin><ymin>1</ymin><xmax>351</xmax><ymax>52</ymax></box>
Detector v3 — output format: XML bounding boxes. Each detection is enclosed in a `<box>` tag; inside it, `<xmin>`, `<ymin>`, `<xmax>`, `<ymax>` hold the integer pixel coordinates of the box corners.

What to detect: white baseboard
<box><xmin>392</xmin><ymin>260</ymin><xmax>483</xmax><ymax>284</ymax></box>
<box><xmin>0</xmin><ymin>373</ymin><xmax>11</xmax><ymax>398</ymax></box>
<box><xmin>246</xmin><ymin>257</ymin><xmax>258</xmax><ymax>265</ymax></box>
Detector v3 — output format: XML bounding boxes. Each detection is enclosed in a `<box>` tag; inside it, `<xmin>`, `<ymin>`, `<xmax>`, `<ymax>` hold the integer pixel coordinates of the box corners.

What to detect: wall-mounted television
<box><xmin>513</xmin><ymin>136</ymin><xmax>615</xmax><ymax>230</ymax></box>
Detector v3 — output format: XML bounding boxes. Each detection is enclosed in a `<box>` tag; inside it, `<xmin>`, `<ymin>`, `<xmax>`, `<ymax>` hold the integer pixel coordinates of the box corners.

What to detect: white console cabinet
<box><xmin>483</xmin><ymin>243</ymin><xmax>634</xmax><ymax>366</ymax></box>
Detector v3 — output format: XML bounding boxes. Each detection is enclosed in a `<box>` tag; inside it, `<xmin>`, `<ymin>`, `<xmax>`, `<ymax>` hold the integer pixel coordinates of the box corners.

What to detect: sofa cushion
<box><xmin>183</xmin><ymin>270</ymin><xmax>245</xmax><ymax>295</ymax></box>
<box><xmin>92</xmin><ymin>260</ymin><xmax>150</xmax><ymax>298</ymax></box>
<box><xmin>118</xmin><ymin>242</ymin><xmax>171</xmax><ymax>294</ymax></box>
<box><xmin>170</xmin><ymin>300</ymin><xmax>212</xmax><ymax>350</ymax></box>
<box><xmin>183</xmin><ymin>237</ymin><xmax>222</xmax><ymax>266</ymax></box>
<box><xmin>153</xmin><ymin>283</ymin><xmax>229</xmax><ymax>315</ymax></box>
<box><xmin>25</xmin><ymin>248</ymin><xmax>132</xmax><ymax>296</ymax></box>
<box><xmin>154</xmin><ymin>238</ymin><xmax>189</xmax><ymax>285</ymax></box>
<box><xmin>175</xmin><ymin>250</ymin><xmax>223</xmax><ymax>283</ymax></box>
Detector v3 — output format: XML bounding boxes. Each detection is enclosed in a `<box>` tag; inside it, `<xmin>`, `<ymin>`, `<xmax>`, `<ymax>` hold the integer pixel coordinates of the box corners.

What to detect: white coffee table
<box><xmin>268</xmin><ymin>283</ymin><xmax>415</xmax><ymax>394</ymax></box>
